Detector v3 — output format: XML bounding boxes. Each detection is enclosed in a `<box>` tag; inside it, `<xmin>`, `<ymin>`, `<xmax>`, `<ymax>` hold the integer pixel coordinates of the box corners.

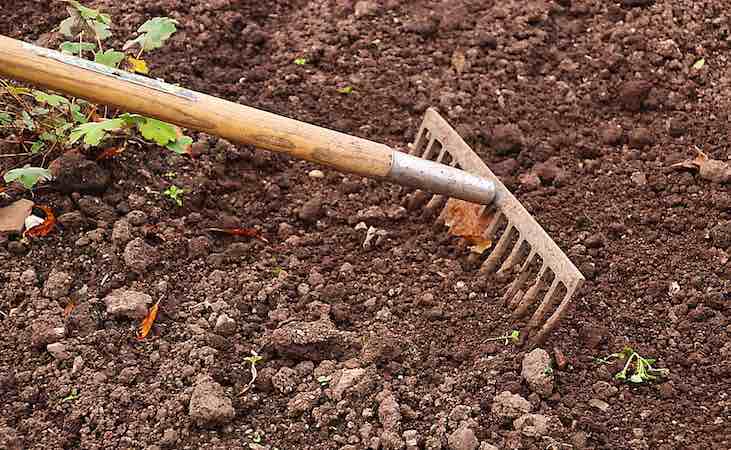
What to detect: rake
<box><xmin>0</xmin><ymin>35</ymin><xmax>584</xmax><ymax>345</ymax></box>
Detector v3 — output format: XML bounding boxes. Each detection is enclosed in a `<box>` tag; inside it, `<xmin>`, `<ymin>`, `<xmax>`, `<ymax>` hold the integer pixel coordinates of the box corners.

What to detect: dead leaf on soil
<box><xmin>206</xmin><ymin>227</ymin><xmax>269</xmax><ymax>243</ymax></box>
<box><xmin>442</xmin><ymin>199</ymin><xmax>493</xmax><ymax>254</ymax></box>
<box><xmin>63</xmin><ymin>301</ymin><xmax>76</xmax><ymax>319</ymax></box>
<box><xmin>24</xmin><ymin>205</ymin><xmax>56</xmax><ymax>238</ymax></box>
<box><xmin>451</xmin><ymin>50</ymin><xmax>467</xmax><ymax>75</ymax></box>
<box><xmin>670</xmin><ymin>149</ymin><xmax>731</xmax><ymax>184</ymax></box>
<box><xmin>137</xmin><ymin>300</ymin><xmax>160</xmax><ymax>341</ymax></box>
<box><xmin>95</xmin><ymin>146</ymin><xmax>125</xmax><ymax>160</ymax></box>
<box><xmin>126</xmin><ymin>56</ymin><xmax>149</xmax><ymax>74</ymax></box>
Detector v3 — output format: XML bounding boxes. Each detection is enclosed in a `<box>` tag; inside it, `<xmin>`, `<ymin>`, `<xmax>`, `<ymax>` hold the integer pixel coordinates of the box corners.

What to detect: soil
<box><xmin>1</xmin><ymin>1</ymin><xmax>730</xmax><ymax>449</ymax></box>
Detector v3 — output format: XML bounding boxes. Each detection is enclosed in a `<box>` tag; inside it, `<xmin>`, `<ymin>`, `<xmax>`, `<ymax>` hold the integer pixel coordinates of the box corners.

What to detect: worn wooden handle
<box><xmin>0</xmin><ymin>35</ymin><xmax>394</xmax><ymax>178</ymax></box>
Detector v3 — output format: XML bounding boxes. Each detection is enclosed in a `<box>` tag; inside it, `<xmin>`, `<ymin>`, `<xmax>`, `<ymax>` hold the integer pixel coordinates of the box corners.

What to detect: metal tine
<box><xmin>481</xmin><ymin>223</ymin><xmax>515</xmax><ymax>273</ymax></box>
<box><xmin>512</xmin><ymin>264</ymin><xmax>548</xmax><ymax>318</ymax></box>
<box><xmin>496</xmin><ymin>237</ymin><xmax>525</xmax><ymax>276</ymax></box>
<box><xmin>465</xmin><ymin>208</ymin><xmax>504</xmax><ymax>266</ymax></box>
<box><xmin>484</xmin><ymin>209</ymin><xmax>504</xmax><ymax>239</ymax></box>
<box><xmin>503</xmin><ymin>248</ymin><xmax>536</xmax><ymax>302</ymax></box>
<box><xmin>526</xmin><ymin>277</ymin><xmax>562</xmax><ymax>332</ymax></box>
<box><xmin>530</xmin><ymin>285</ymin><xmax>577</xmax><ymax>345</ymax></box>
<box><xmin>410</xmin><ymin>127</ymin><xmax>430</xmax><ymax>156</ymax></box>
<box><xmin>422</xmin><ymin>137</ymin><xmax>440</xmax><ymax>159</ymax></box>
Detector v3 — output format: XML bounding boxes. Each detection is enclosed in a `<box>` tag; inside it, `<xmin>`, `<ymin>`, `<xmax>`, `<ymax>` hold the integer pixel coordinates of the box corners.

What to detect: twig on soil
<box><xmin>0</xmin><ymin>152</ymin><xmax>33</xmax><ymax>157</ymax></box>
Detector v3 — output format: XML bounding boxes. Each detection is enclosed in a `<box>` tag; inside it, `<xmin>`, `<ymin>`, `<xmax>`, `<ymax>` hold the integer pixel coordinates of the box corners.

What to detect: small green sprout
<box><xmin>242</xmin><ymin>351</ymin><xmax>263</xmax><ymax>394</ymax></box>
<box><xmin>243</xmin><ymin>354</ymin><xmax>263</xmax><ymax>366</ymax></box>
<box><xmin>294</xmin><ymin>57</ymin><xmax>307</xmax><ymax>66</ymax></box>
<box><xmin>595</xmin><ymin>346</ymin><xmax>669</xmax><ymax>384</ymax></box>
<box><xmin>486</xmin><ymin>329</ymin><xmax>520</xmax><ymax>345</ymax></box>
<box><xmin>162</xmin><ymin>171</ymin><xmax>177</xmax><ymax>179</ymax></box>
<box><xmin>163</xmin><ymin>185</ymin><xmax>184</xmax><ymax>207</ymax></box>
<box><xmin>336</xmin><ymin>86</ymin><xmax>354</xmax><ymax>95</ymax></box>
<box><xmin>252</xmin><ymin>432</ymin><xmax>263</xmax><ymax>444</ymax></box>
<box><xmin>61</xmin><ymin>388</ymin><xmax>80</xmax><ymax>403</ymax></box>
<box><xmin>317</xmin><ymin>375</ymin><xmax>331</xmax><ymax>387</ymax></box>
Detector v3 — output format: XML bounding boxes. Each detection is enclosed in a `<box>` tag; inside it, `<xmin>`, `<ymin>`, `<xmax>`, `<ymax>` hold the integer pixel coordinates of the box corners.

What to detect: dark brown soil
<box><xmin>1</xmin><ymin>1</ymin><xmax>730</xmax><ymax>449</ymax></box>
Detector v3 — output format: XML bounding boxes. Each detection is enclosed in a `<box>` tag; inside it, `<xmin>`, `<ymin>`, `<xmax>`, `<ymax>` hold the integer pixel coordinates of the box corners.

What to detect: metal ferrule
<box><xmin>387</xmin><ymin>151</ymin><xmax>496</xmax><ymax>205</ymax></box>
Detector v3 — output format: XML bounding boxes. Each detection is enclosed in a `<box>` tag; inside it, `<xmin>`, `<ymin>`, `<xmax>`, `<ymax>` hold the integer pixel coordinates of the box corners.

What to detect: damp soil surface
<box><xmin>1</xmin><ymin>1</ymin><xmax>730</xmax><ymax>449</ymax></box>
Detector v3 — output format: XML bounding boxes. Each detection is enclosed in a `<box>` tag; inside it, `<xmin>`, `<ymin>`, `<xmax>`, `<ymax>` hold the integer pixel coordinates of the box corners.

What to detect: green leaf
<box><xmin>30</xmin><ymin>141</ymin><xmax>46</xmax><ymax>153</ymax></box>
<box><xmin>163</xmin><ymin>185</ymin><xmax>184</xmax><ymax>207</ymax></box>
<box><xmin>68</xmin><ymin>117</ymin><xmax>125</xmax><ymax>146</ymax></box>
<box><xmin>21</xmin><ymin>111</ymin><xmax>35</xmax><ymax>131</ymax></box>
<box><xmin>0</xmin><ymin>112</ymin><xmax>12</xmax><ymax>126</ymax></box>
<box><xmin>33</xmin><ymin>91</ymin><xmax>70</xmax><ymax>107</ymax></box>
<box><xmin>629</xmin><ymin>374</ymin><xmax>644</xmax><ymax>384</ymax></box>
<box><xmin>60</xmin><ymin>41</ymin><xmax>97</xmax><ymax>55</ymax></box>
<box><xmin>61</xmin><ymin>388</ymin><xmax>80</xmax><ymax>403</ymax></box>
<box><xmin>123</xmin><ymin>17</ymin><xmax>178</xmax><ymax>53</ymax></box>
<box><xmin>692</xmin><ymin>58</ymin><xmax>705</xmax><ymax>70</ymax></box>
<box><xmin>69</xmin><ymin>104</ymin><xmax>87</xmax><ymax>124</ymax></box>
<box><xmin>39</xmin><ymin>132</ymin><xmax>57</xmax><ymax>142</ymax></box>
<box><xmin>137</xmin><ymin>118</ymin><xmax>177</xmax><ymax>146</ymax></box>
<box><xmin>166</xmin><ymin>135</ymin><xmax>193</xmax><ymax>154</ymax></box>
<box><xmin>64</xmin><ymin>1</ymin><xmax>109</xmax><ymax>23</ymax></box>
<box><xmin>3</xmin><ymin>166</ymin><xmax>53</xmax><ymax>190</ymax></box>
<box><xmin>94</xmin><ymin>49</ymin><xmax>125</xmax><ymax>68</ymax></box>
<box><xmin>92</xmin><ymin>21</ymin><xmax>112</xmax><ymax>40</ymax></box>
<box><xmin>244</xmin><ymin>355</ymin><xmax>263</xmax><ymax>365</ymax></box>
<box><xmin>58</xmin><ymin>16</ymin><xmax>78</xmax><ymax>38</ymax></box>
<box><xmin>337</xmin><ymin>86</ymin><xmax>354</xmax><ymax>94</ymax></box>
<box><xmin>294</xmin><ymin>57</ymin><xmax>307</xmax><ymax>66</ymax></box>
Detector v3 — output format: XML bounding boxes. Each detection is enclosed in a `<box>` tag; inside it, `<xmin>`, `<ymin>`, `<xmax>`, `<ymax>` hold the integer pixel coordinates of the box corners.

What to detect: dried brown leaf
<box><xmin>442</xmin><ymin>199</ymin><xmax>493</xmax><ymax>254</ymax></box>
<box><xmin>24</xmin><ymin>205</ymin><xmax>56</xmax><ymax>237</ymax></box>
<box><xmin>136</xmin><ymin>300</ymin><xmax>160</xmax><ymax>341</ymax></box>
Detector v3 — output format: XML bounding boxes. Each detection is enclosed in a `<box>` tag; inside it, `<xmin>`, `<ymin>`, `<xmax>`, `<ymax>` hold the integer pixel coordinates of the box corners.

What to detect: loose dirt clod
<box><xmin>521</xmin><ymin>348</ymin><xmax>554</xmax><ymax>397</ymax></box>
<box><xmin>188</xmin><ymin>375</ymin><xmax>235</xmax><ymax>427</ymax></box>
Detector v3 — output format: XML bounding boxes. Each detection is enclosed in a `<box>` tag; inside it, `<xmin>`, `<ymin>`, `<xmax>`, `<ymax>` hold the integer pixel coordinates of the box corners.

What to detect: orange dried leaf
<box><xmin>206</xmin><ymin>227</ymin><xmax>269</xmax><ymax>243</ymax></box>
<box><xmin>96</xmin><ymin>146</ymin><xmax>124</xmax><ymax>160</ymax></box>
<box><xmin>63</xmin><ymin>301</ymin><xmax>76</xmax><ymax>319</ymax></box>
<box><xmin>24</xmin><ymin>205</ymin><xmax>56</xmax><ymax>237</ymax></box>
<box><xmin>442</xmin><ymin>199</ymin><xmax>493</xmax><ymax>254</ymax></box>
<box><xmin>137</xmin><ymin>301</ymin><xmax>160</xmax><ymax>341</ymax></box>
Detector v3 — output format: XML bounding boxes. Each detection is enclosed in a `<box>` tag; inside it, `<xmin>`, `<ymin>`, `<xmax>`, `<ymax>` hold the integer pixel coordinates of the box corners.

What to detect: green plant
<box><xmin>317</xmin><ymin>375</ymin><xmax>331</xmax><ymax>387</ymax></box>
<box><xmin>3</xmin><ymin>166</ymin><xmax>53</xmax><ymax>190</ymax></box>
<box><xmin>336</xmin><ymin>86</ymin><xmax>354</xmax><ymax>95</ymax></box>
<box><xmin>163</xmin><ymin>185</ymin><xmax>184</xmax><ymax>206</ymax></box>
<box><xmin>595</xmin><ymin>346</ymin><xmax>669</xmax><ymax>384</ymax></box>
<box><xmin>1</xmin><ymin>1</ymin><xmax>191</xmax><ymax>190</ymax></box>
<box><xmin>251</xmin><ymin>432</ymin><xmax>263</xmax><ymax>444</ymax></box>
<box><xmin>486</xmin><ymin>329</ymin><xmax>520</xmax><ymax>345</ymax></box>
<box><xmin>242</xmin><ymin>351</ymin><xmax>263</xmax><ymax>393</ymax></box>
<box><xmin>61</xmin><ymin>388</ymin><xmax>80</xmax><ymax>403</ymax></box>
<box><xmin>293</xmin><ymin>57</ymin><xmax>307</xmax><ymax>66</ymax></box>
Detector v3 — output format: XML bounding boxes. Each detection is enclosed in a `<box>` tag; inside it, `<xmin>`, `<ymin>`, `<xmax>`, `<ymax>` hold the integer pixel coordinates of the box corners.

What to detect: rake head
<box><xmin>404</xmin><ymin>108</ymin><xmax>585</xmax><ymax>346</ymax></box>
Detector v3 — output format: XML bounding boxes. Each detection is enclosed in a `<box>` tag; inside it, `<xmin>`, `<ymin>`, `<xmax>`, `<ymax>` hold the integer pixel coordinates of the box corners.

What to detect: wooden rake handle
<box><xmin>0</xmin><ymin>35</ymin><xmax>495</xmax><ymax>205</ymax></box>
